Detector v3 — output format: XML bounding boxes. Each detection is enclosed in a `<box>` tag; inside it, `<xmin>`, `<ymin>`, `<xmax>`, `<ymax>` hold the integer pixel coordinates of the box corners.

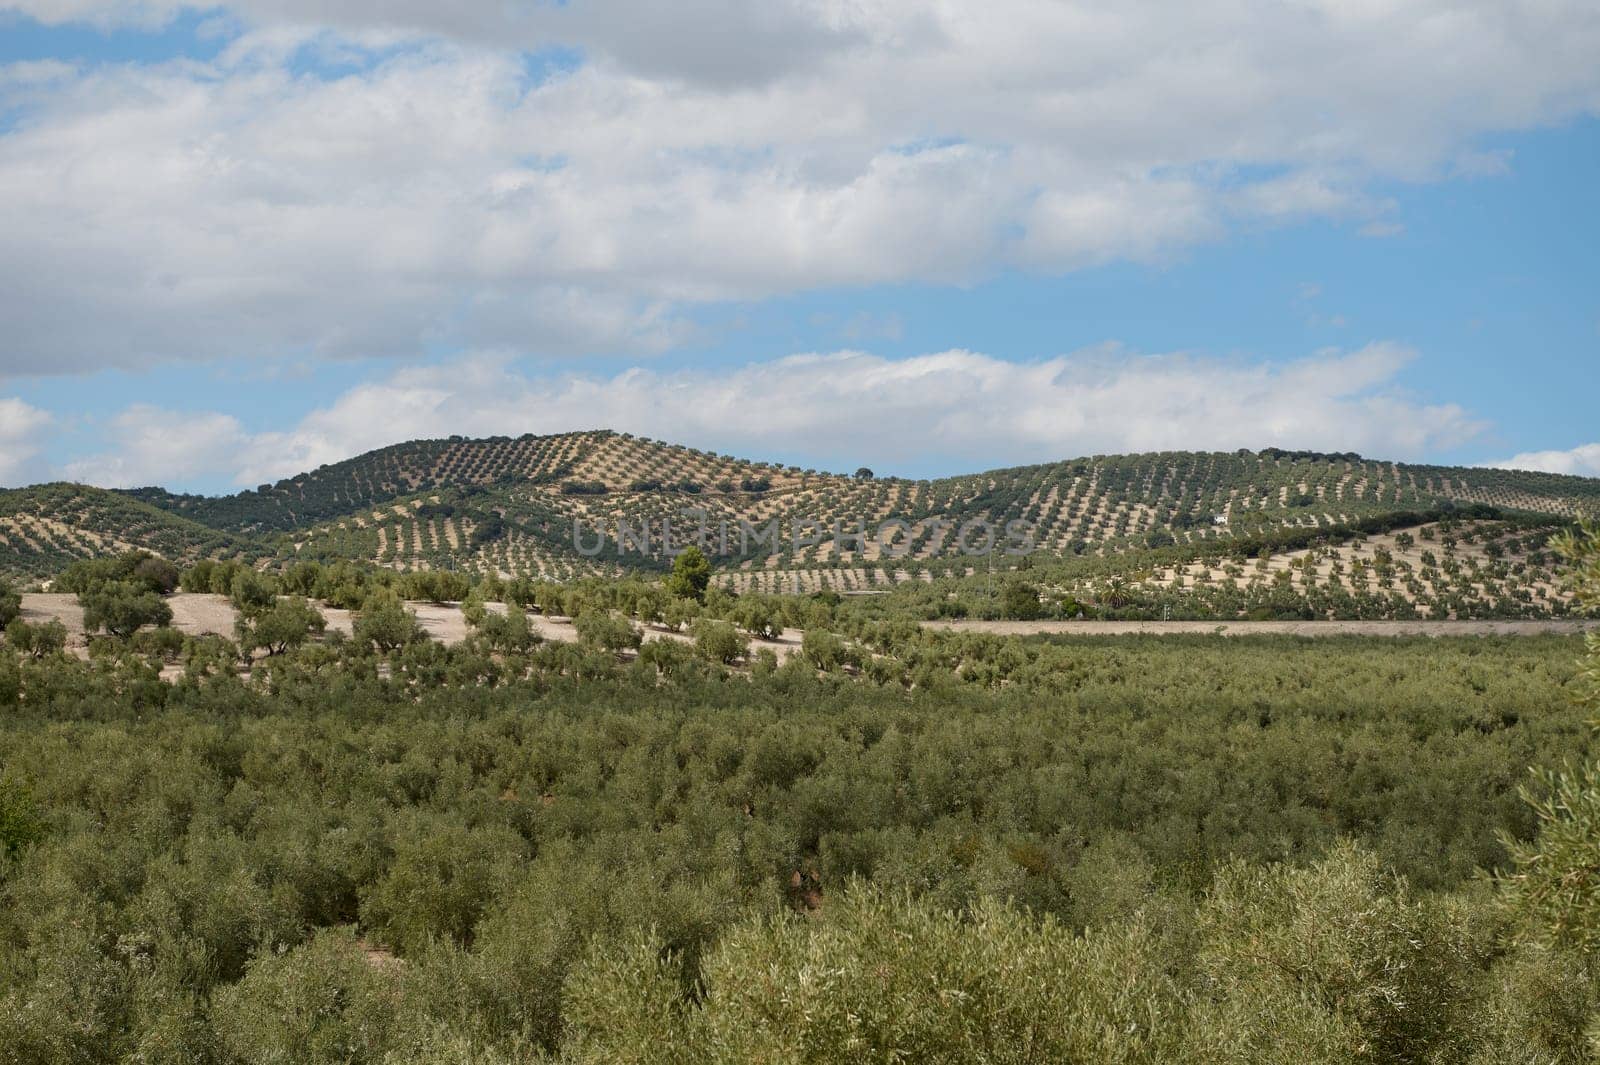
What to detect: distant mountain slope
<box><xmin>0</xmin><ymin>483</ymin><xmax>264</xmax><ymax>581</ymax></box>
<box><xmin>227</xmin><ymin>440</ymin><xmax>1600</xmax><ymax>580</ymax></box>
<box><xmin>3</xmin><ymin>435</ymin><xmax>1594</xmax><ymax>583</ymax></box>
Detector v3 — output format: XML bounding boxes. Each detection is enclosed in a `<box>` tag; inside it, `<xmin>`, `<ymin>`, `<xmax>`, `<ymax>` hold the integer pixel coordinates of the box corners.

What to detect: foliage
<box><xmin>4</xmin><ymin>618</ymin><xmax>66</xmax><ymax>660</ymax></box>
<box><xmin>353</xmin><ymin>593</ymin><xmax>425</xmax><ymax>652</ymax></box>
<box><xmin>574</xmin><ymin>610</ymin><xmax>642</xmax><ymax>654</ymax></box>
<box><xmin>691</xmin><ymin>619</ymin><xmax>747</xmax><ymax>665</ymax></box>
<box><xmin>727</xmin><ymin>594</ymin><xmax>781</xmax><ymax>640</ymax></box>
<box><xmin>1000</xmin><ymin>579</ymin><xmax>1043</xmax><ymax>620</ymax></box>
<box><xmin>801</xmin><ymin>628</ymin><xmax>852</xmax><ymax>671</ymax></box>
<box><xmin>0</xmin><ymin>579</ymin><xmax>19</xmax><ymax>628</ymax></box>
<box><xmin>0</xmin><ymin>775</ymin><xmax>43</xmax><ymax>861</ymax></box>
<box><xmin>229</xmin><ymin>568</ymin><xmax>279</xmax><ymax>618</ymax></box>
<box><xmin>1502</xmin><ymin>521</ymin><xmax>1600</xmax><ymax>951</ymax></box>
<box><xmin>665</xmin><ymin>546</ymin><xmax>712</xmax><ymax>602</ymax></box>
<box><xmin>80</xmin><ymin>579</ymin><xmax>174</xmax><ymax>639</ymax></box>
<box><xmin>237</xmin><ymin>598</ymin><xmax>327</xmax><ymax>658</ymax></box>
<box><xmin>0</xmin><ymin>631</ymin><xmax>1593</xmax><ymax>1056</ymax></box>
<box><xmin>60</xmin><ymin>549</ymin><xmax>182</xmax><ymax>596</ymax></box>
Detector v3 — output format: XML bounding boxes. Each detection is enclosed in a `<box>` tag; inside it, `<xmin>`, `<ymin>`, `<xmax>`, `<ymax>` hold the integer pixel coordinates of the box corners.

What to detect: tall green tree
<box><xmin>665</xmin><ymin>546</ymin><xmax>712</xmax><ymax>602</ymax></box>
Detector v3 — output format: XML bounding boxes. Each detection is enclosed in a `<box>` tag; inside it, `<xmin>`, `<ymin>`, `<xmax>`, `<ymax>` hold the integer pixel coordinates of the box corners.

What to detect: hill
<box><xmin>3</xmin><ymin>433</ymin><xmax>1598</xmax><ymax>596</ymax></box>
<box><xmin>0</xmin><ymin>482</ymin><xmax>266</xmax><ymax>581</ymax></box>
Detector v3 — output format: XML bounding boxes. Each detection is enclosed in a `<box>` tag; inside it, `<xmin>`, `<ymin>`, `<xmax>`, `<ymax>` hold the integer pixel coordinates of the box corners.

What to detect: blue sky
<box><xmin>0</xmin><ymin>2</ymin><xmax>1597</xmax><ymax>492</ymax></box>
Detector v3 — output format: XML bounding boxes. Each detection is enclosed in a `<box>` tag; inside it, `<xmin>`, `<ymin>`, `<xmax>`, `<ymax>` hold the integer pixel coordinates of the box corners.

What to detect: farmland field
<box><xmin>2</xmin><ymin>619</ymin><xmax>1597</xmax><ymax>1061</ymax></box>
<box><xmin>1</xmin><ymin>446</ymin><xmax>1598</xmax><ymax>1062</ymax></box>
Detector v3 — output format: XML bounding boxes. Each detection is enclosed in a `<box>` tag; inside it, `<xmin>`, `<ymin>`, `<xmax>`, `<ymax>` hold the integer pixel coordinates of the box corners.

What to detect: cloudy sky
<box><xmin>0</xmin><ymin>0</ymin><xmax>1596</xmax><ymax>491</ymax></box>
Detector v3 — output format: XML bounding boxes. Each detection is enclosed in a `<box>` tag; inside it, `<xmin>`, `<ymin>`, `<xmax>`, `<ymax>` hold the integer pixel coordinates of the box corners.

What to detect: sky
<box><xmin>0</xmin><ymin>1</ymin><xmax>1596</xmax><ymax>494</ymax></box>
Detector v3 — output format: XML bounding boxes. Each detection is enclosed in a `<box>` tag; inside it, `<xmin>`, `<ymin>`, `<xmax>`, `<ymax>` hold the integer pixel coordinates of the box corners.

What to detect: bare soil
<box><xmin>924</xmin><ymin>618</ymin><xmax>1600</xmax><ymax>638</ymax></box>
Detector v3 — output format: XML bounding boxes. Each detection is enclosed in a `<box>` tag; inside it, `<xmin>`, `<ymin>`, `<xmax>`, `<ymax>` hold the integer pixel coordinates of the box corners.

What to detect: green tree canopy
<box><xmin>665</xmin><ymin>546</ymin><xmax>712</xmax><ymax>602</ymax></box>
<box><xmin>237</xmin><ymin>597</ymin><xmax>327</xmax><ymax>658</ymax></box>
<box><xmin>0</xmin><ymin>579</ymin><xmax>19</xmax><ymax>629</ymax></box>
<box><xmin>80</xmin><ymin>579</ymin><xmax>173</xmax><ymax>639</ymax></box>
<box><xmin>1501</xmin><ymin>521</ymin><xmax>1600</xmax><ymax>949</ymax></box>
<box><xmin>354</xmin><ymin>592</ymin><xmax>425</xmax><ymax>653</ymax></box>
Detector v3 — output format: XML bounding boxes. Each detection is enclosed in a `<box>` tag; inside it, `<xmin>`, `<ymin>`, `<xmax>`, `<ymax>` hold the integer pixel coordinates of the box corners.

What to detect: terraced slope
<box><xmin>0</xmin><ymin>483</ymin><xmax>263</xmax><ymax>581</ymax></box>
<box><xmin>125</xmin><ymin>432</ymin><xmax>603</xmax><ymax>534</ymax></box>
<box><xmin>273</xmin><ymin>441</ymin><xmax>1600</xmax><ymax>583</ymax></box>
<box><xmin>6</xmin><ymin>436</ymin><xmax>1596</xmax><ymax>586</ymax></box>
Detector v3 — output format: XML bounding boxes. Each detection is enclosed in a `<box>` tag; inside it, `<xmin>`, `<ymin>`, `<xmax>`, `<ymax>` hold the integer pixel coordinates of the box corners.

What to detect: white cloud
<box><xmin>61</xmin><ymin>405</ymin><xmax>248</xmax><ymax>487</ymax></box>
<box><xmin>1</xmin><ymin>1</ymin><xmax>1598</xmax><ymax>373</ymax></box>
<box><xmin>1487</xmin><ymin>443</ymin><xmax>1600</xmax><ymax>479</ymax></box>
<box><xmin>0</xmin><ymin>397</ymin><xmax>54</xmax><ymax>486</ymax></box>
<box><xmin>54</xmin><ymin>341</ymin><xmax>1487</xmax><ymax>488</ymax></box>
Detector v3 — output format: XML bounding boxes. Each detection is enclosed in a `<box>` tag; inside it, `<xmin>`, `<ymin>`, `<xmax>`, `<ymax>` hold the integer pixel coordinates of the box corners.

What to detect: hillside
<box><xmin>0</xmin><ymin>482</ymin><xmax>265</xmax><ymax>581</ymax></box>
<box><xmin>240</xmin><ymin>437</ymin><xmax>1600</xmax><ymax>582</ymax></box>
<box><xmin>4</xmin><ymin>433</ymin><xmax>1598</xmax><ymax>591</ymax></box>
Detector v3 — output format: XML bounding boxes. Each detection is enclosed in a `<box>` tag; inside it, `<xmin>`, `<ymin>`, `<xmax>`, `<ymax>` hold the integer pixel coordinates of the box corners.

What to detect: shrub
<box><xmin>4</xmin><ymin>618</ymin><xmax>66</xmax><ymax>659</ymax></box>
<box><xmin>1190</xmin><ymin>843</ymin><xmax>1482</xmax><ymax>1062</ymax></box>
<box><xmin>566</xmin><ymin>886</ymin><xmax>1184</xmax><ymax>1063</ymax></box>
<box><xmin>81</xmin><ymin>580</ymin><xmax>173</xmax><ymax>639</ymax></box>
<box><xmin>354</xmin><ymin>593</ymin><xmax>425</xmax><ymax>652</ymax></box>
<box><xmin>359</xmin><ymin>819</ymin><xmax>528</xmax><ymax>955</ymax></box>
<box><xmin>237</xmin><ymin>598</ymin><xmax>327</xmax><ymax>658</ymax></box>
<box><xmin>0</xmin><ymin>775</ymin><xmax>44</xmax><ymax>861</ymax></box>
<box><xmin>0</xmin><ymin>579</ymin><xmax>19</xmax><ymax>628</ymax></box>
<box><xmin>61</xmin><ymin>550</ymin><xmax>180</xmax><ymax>596</ymax></box>
<box><xmin>229</xmin><ymin>569</ymin><xmax>279</xmax><ymax>618</ymax></box>
<box><xmin>692</xmin><ymin>620</ymin><xmax>747</xmax><ymax>665</ymax></box>
<box><xmin>801</xmin><ymin>629</ymin><xmax>851</xmax><ymax>671</ymax></box>
<box><xmin>1001</xmin><ymin>580</ymin><xmax>1042</xmax><ymax>621</ymax></box>
<box><xmin>474</xmin><ymin>607</ymin><xmax>543</xmax><ymax>655</ymax></box>
<box><xmin>212</xmin><ymin>928</ymin><xmax>402</xmax><ymax>1065</ymax></box>
<box><xmin>574</xmin><ymin>611</ymin><xmax>641</xmax><ymax>654</ymax></box>
<box><xmin>728</xmin><ymin>595</ymin><xmax>781</xmax><ymax>640</ymax></box>
<box><xmin>133</xmin><ymin>555</ymin><xmax>181</xmax><ymax>595</ymax></box>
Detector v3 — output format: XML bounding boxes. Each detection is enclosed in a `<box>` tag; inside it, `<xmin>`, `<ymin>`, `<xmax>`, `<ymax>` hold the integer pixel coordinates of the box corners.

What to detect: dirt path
<box><xmin>924</xmin><ymin>618</ymin><xmax>1600</xmax><ymax>638</ymax></box>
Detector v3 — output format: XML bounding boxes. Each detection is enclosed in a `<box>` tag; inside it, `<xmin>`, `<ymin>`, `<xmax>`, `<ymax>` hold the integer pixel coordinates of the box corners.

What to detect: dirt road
<box><xmin>923</xmin><ymin>618</ymin><xmax>1600</xmax><ymax>638</ymax></box>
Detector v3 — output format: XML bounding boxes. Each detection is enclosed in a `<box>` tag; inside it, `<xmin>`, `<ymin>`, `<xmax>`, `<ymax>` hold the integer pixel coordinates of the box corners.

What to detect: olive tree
<box><xmin>354</xmin><ymin>593</ymin><xmax>425</xmax><ymax>653</ymax></box>
<box><xmin>692</xmin><ymin>619</ymin><xmax>747</xmax><ymax>665</ymax></box>
<box><xmin>81</xmin><ymin>580</ymin><xmax>173</xmax><ymax>639</ymax></box>
<box><xmin>4</xmin><ymin>619</ymin><xmax>66</xmax><ymax>660</ymax></box>
<box><xmin>1501</xmin><ymin>521</ymin><xmax>1600</xmax><ymax>949</ymax></box>
<box><xmin>236</xmin><ymin>598</ymin><xmax>327</xmax><ymax>658</ymax></box>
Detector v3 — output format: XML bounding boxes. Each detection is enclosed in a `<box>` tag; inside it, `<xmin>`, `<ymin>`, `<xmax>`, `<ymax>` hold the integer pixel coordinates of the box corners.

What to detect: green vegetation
<box><xmin>6</xmin><ymin>436</ymin><xmax>1597</xmax><ymax>603</ymax></box>
<box><xmin>0</xmin><ymin>439</ymin><xmax>1598</xmax><ymax>1058</ymax></box>
<box><xmin>0</xmin><ymin>612</ymin><xmax>1595</xmax><ymax>1059</ymax></box>
<box><xmin>235</xmin><ymin>597</ymin><xmax>327</xmax><ymax>658</ymax></box>
<box><xmin>0</xmin><ymin>578</ymin><xmax>17</xmax><ymax>628</ymax></box>
<box><xmin>664</xmin><ymin>544</ymin><xmax>712</xmax><ymax>601</ymax></box>
<box><xmin>1501</xmin><ymin>522</ymin><xmax>1600</xmax><ymax>951</ymax></box>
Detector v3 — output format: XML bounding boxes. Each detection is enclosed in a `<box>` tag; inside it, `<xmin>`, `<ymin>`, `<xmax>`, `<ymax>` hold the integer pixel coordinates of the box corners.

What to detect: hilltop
<box><xmin>3</xmin><ymin>432</ymin><xmax>1598</xmax><ymax>599</ymax></box>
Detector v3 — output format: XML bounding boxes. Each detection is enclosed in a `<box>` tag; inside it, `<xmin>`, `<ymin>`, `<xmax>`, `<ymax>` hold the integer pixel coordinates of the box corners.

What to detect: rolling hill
<box><xmin>3</xmin><ymin>432</ymin><xmax>1597</xmax><ymax>593</ymax></box>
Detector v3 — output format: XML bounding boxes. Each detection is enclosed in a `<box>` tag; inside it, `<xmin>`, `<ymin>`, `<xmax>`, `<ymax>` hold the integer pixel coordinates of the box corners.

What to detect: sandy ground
<box><xmin>924</xmin><ymin>618</ymin><xmax>1600</xmax><ymax>638</ymax></box>
<box><xmin>167</xmin><ymin>593</ymin><xmax>240</xmax><ymax>638</ymax></box>
<box><xmin>16</xmin><ymin>594</ymin><xmax>84</xmax><ymax>646</ymax></box>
